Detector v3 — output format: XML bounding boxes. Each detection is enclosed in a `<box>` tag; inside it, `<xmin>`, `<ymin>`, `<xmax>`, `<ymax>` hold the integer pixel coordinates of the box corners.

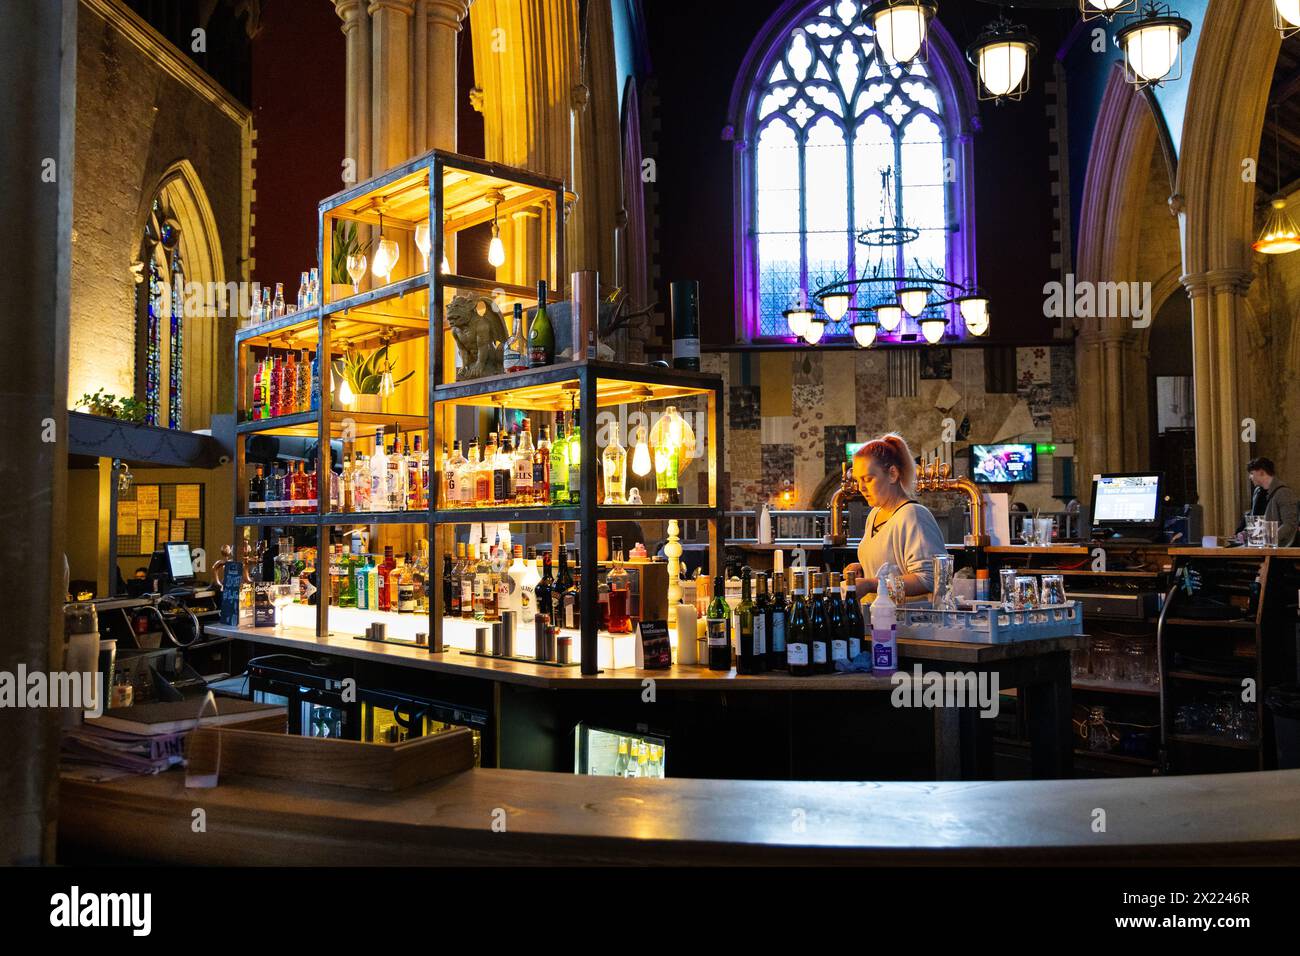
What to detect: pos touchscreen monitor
<box><xmin>1090</xmin><ymin>474</ymin><xmax>1164</xmax><ymax>540</ymax></box>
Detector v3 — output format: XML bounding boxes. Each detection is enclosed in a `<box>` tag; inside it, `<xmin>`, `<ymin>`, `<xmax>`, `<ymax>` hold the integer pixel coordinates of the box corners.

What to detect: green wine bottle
<box><xmin>527</xmin><ymin>279</ymin><xmax>554</xmax><ymax>368</ymax></box>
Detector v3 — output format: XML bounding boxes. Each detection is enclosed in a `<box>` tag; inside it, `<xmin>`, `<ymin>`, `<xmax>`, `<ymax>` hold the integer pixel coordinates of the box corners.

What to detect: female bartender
<box><xmin>843</xmin><ymin>433</ymin><xmax>948</xmax><ymax>600</ymax></box>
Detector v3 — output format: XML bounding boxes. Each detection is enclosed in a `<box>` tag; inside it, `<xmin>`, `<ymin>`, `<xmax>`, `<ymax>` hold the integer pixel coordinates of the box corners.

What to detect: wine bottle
<box><xmin>706</xmin><ymin>575</ymin><xmax>732</xmax><ymax>671</ymax></box>
<box><xmin>527</xmin><ymin>279</ymin><xmax>554</xmax><ymax>367</ymax></box>
<box><xmin>827</xmin><ymin>571</ymin><xmax>848</xmax><ymax>666</ymax></box>
<box><xmin>737</xmin><ymin>567</ymin><xmax>763</xmax><ymax>674</ymax></box>
<box><xmin>844</xmin><ymin>570</ymin><xmax>866</xmax><ymax>662</ymax></box>
<box><xmin>670</xmin><ymin>279</ymin><xmax>701</xmax><ymax>371</ymax></box>
<box><xmin>768</xmin><ymin>571</ymin><xmax>788</xmax><ymax>670</ymax></box>
<box><xmin>786</xmin><ymin>573</ymin><xmax>811</xmax><ymax>676</ymax></box>
<box><xmin>809</xmin><ymin>571</ymin><xmax>831</xmax><ymax>674</ymax></box>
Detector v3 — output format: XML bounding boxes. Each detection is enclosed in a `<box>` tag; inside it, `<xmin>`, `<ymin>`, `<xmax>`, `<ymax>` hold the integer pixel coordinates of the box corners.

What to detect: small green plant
<box><xmin>331</xmin><ymin>346</ymin><xmax>413</xmax><ymax>396</ymax></box>
<box><xmin>75</xmin><ymin>389</ymin><xmax>147</xmax><ymax>422</ymax></box>
<box><xmin>330</xmin><ymin>220</ymin><xmax>371</xmax><ymax>285</ymax></box>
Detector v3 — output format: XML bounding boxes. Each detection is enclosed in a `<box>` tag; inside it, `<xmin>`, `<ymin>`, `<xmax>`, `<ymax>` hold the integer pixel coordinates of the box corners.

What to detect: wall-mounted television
<box><xmin>970</xmin><ymin>443</ymin><xmax>1037</xmax><ymax>484</ymax></box>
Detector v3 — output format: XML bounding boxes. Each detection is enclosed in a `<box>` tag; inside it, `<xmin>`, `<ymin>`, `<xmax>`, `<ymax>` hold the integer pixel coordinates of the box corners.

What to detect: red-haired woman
<box><xmin>842</xmin><ymin>433</ymin><xmax>948</xmax><ymax>600</ymax></box>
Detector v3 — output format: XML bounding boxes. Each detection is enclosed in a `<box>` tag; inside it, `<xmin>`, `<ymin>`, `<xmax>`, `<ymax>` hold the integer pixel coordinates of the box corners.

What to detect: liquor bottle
<box><xmin>285</xmin><ymin>351</ymin><xmax>299</xmax><ymax>413</ymax></box>
<box><xmin>444</xmin><ymin>551</ymin><xmax>458</xmax><ymax>618</ymax></box>
<box><xmin>844</xmin><ymin>569</ymin><xmax>865</xmax><ymax>661</ymax></box>
<box><xmin>827</xmin><ymin>571</ymin><xmax>848</xmax><ymax>666</ymax></box>
<box><xmin>504</xmin><ymin>302</ymin><xmax>528</xmax><ymax>373</ymax></box>
<box><xmin>706</xmin><ymin>575</ymin><xmax>732</xmax><ymax>671</ymax></box>
<box><xmin>607</xmin><ymin>540</ymin><xmax>631</xmax><ymax>634</ymax></box>
<box><xmin>366</xmin><ymin>554</ymin><xmax>379</xmax><ymax>611</ymax></box>
<box><xmin>614</xmin><ymin>737</ymin><xmax>629</xmax><ymax>777</ymax></box>
<box><xmin>297</xmin><ymin>350</ymin><xmax>310</xmax><ymax>412</ymax></box>
<box><xmin>297</xmin><ymin>271</ymin><xmax>309</xmax><ymax>312</ymax></box>
<box><xmin>786</xmin><ymin>573</ymin><xmax>811</xmax><ymax>676</ymax></box>
<box><xmin>249</xmin><ymin>466</ymin><xmax>265</xmax><ymax>513</ymax></box>
<box><xmin>250</xmin><ymin>351</ymin><xmax>264</xmax><ymax>422</ymax></box>
<box><xmin>602</xmin><ymin>421</ymin><xmax>627</xmax><ymax>504</ymax></box>
<box><xmin>753</xmin><ymin>573</ymin><xmax>771</xmax><ymax>672</ymax></box>
<box><xmin>306</xmin><ymin>460</ymin><xmax>319</xmax><ymax>513</ymax></box>
<box><xmin>513</xmin><ymin>420</ymin><xmax>536</xmax><ymax>505</ymax></box>
<box><xmin>269</xmin><ymin>353</ymin><xmax>283</xmax><ymax>418</ymax></box>
<box><xmin>461</xmin><ymin>542</ymin><xmax>477</xmax><ymax>619</ymax></box>
<box><xmin>407</xmin><ymin>434</ymin><xmax>424</xmax><ymax>510</ymax></box>
<box><xmin>272</xmin><ymin>282</ymin><xmax>286</xmax><ymax>318</ymax></box>
<box><xmin>527</xmin><ymin>279</ymin><xmax>554</xmax><ymax>367</ymax></box>
<box><xmin>377</xmin><ymin>546</ymin><xmax>396</xmax><ymax>612</ymax></box>
<box><xmin>309</xmin><ymin>267</ymin><xmax>320</xmax><ymax>307</ymax></box>
<box><xmin>549</xmin><ymin>413</ymin><xmax>569</xmax><ymax>505</ymax></box>
<box><xmin>566</xmin><ymin>414</ymin><xmax>581</xmax><ymax>506</ymax></box>
<box><xmin>352</xmin><ymin>452</ymin><xmax>370</xmax><ymax>512</ymax></box>
<box><xmin>485</xmin><ymin>540</ymin><xmax>504</xmax><ymax>622</ymax></box>
<box><xmin>397</xmin><ymin>555</ymin><xmax>416</xmax><ymax>613</ymax></box>
<box><xmin>473</xmin><ymin>539</ymin><xmax>492</xmax><ymax>621</ymax></box>
<box><xmin>369</xmin><ymin>429</ymin><xmax>389</xmax><ymax>512</ymax></box>
<box><xmin>670</xmin><ymin>279</ymin><xmax>702</xmax><ymax>371</ymax></box>
<box><xmin>355</xmin><ymin>554</ymin><xmax>371</xmax><ymax>611</ymax></box>
<box><xmin>768</xmin><ymin>571</ymin><xmax>788</xmax><ymax>670</ymax></box>
<box><xmin>809</xmin><ymin>572</ymin><xmax>830</xmax><ymax>674</ymax></box>
<box><xmin>536</xmin><ymin>552</ymin><xmax>554</xmax><ymax>621</ymax></box>
<box><xmin>473</xmin><ymin>439</ymin><xmax>493</xmax><ymax>505</ymax></box>
<box><xmin>493</xmin><ymin>433</ymin><xmax>513</xmax><ymax>503</ymax></box>
<box><xmin>413</xmin><ymin>541</ymin><xmax>429</xmax><ymax>612</ymax></box>
<box><xmin>444</xmin><ymin>440</ymin><xmax>466</xmax><ymax>507</ymax></box>
<box><xmin>309</xmin><ymin>349</ymin><xmax>320</xmax><ymax>412</ymax></box>
<box><xmin>503</xmin><ymin>544</ymin><xmax>527</xmax><ymax>619</ymax></box>
<box><xmin>262</xmin><ymin>464</ymin><xmax>279</xmax><ymax>514</ymax></box>
<box><xmin>519</xmin><ymin>547</ymin><xmax>540</xmax><ymax>621</ymax></box>
<box><xmin>387</xmin><ymin>433</ymin><xmax>405</xmax><ymax>511</ymax></box>
<box><xmin>534</xmin><ymin>425</ymin><xmax>551</xmax><ymax>503</ymax></box>
<box><xmin>737</xmin><ymin>567</ymin><xmax>763</xmax><ymax>674</ymax></box>
<box><xmin>557</xmin><ymin>546</ymin><xmax>578</xmax><ymax>629</ymax></box>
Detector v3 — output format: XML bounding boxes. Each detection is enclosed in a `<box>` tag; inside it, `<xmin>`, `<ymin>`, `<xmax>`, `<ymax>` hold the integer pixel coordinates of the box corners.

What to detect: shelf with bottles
<box><xmin>319</xmin><ymin>151</ymin><xmax>564</xmax><ymax>329</ymax></box>
<box><xmin>236</xmin><ymin>307</ymin><xmax>321</xmax><ymax>347</ymax></box>
<box><xmin>238</xmin><ymin>342</ymin><xmax>322</xmax><ymax>427</ymax></box>
<box><xmin>315</xmin><ymin>524</ymin><xmax>434</xmax><ymax>640</ymax></box>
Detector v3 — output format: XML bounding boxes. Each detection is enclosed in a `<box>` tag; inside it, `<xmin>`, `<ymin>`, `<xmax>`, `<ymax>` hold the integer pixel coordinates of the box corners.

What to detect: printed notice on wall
<box><xmin>158</xmin><ymin>509</ymin><xmax>170</xmax><ymax>531</ymax></box>
<box><xmin>136</xmin><ymin>485</ymin><xmax>159</xmax><ymax>520</ymax></box>
<box><xmin>171</xmin><ymin>520</ymin><xmax>187</xmax><ymax>542</ymax></box>
<box><xmin>175</xmin><ymin>484</ymin><xmax>200</xmax><ymax>520</ymax></box>
<box><xmin>117</xmin><ymin>499</ymin><xmax>138</xmax><ymax>535</ymax></box>
<box><xmin>138</xmin><ymin>520</ymin><xmax>156</xmax><ymax>557</ymax></box>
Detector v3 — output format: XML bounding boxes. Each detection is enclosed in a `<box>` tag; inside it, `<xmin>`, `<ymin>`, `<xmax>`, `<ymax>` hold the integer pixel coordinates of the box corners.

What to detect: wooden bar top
<box><xmin>1168</xmin><ymin>546</ymin><xmax>1300</xmax><ymax>558</ymax></box>
<box><xmin>209</xmin><ymin>623</ymin><xmax>1080</xmax><ymax>685</ymax></box>
<box><xmin>60</xmin><ymin>766</ymin><xmax>1300</xmax><ymax>865</ymax></box>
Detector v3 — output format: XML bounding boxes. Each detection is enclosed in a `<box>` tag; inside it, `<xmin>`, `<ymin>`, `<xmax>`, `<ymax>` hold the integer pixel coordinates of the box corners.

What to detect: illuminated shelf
<box><xmin>433</xmin><ymin>360</ymin><xmax>718</xmax><ymax>411</ymax></box>
<box><xmin>322</xmin><ymin>511</ymin><xmax>430</xmax><ymax>526</ymax></box>
<box><xmin>322</xmin><ymin>272</ymin><xmax>430</xmax><ymax>318</ymax></box>
<box><xmin>238</xmin><ymin>410</ymin><xmax>428</xmax><ymax>438</ymax></box>
<box><xmin>235</xmin><ymin>308</ymin><xmax>320</xmax><ymax>346</ymax></box>
<box><xmin>235</xmin><ymin>513</ymin><xmax>320</xmax><ymax>527</ymax></box>
<box><xmin>237</xmin><ymin>410</ymin><xmax>318</xmax><ymax>435</ymax></box>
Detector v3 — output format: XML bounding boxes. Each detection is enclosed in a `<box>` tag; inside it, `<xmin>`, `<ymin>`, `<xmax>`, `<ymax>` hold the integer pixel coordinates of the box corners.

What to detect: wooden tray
<box><xmin>187</xmin><ymin>724</ymin><xmax>475</xmax><ymax>791</ymax></box>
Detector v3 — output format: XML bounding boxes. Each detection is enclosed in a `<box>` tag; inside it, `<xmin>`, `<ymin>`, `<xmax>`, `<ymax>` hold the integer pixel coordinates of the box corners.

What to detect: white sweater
<box><xmin>857</xmin><ymin>501</ymin><xmax>949</xmax><ymax>593</ymax></box>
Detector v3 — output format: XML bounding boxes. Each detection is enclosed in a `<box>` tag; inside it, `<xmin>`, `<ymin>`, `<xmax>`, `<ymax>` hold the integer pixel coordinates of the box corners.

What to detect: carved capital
<box><xmin>367</xmin><ymin>0</ymin><xmax>414</xmax><ymax>17</ymax></box>
<box><xmin>334</xmin><ymin>0</ymin><xmax>369</xmax><ymax>25</ymax></box>
<box><xmin>426</xmin><ymin>0</ymin><xmax>470</xmax><ymax>30</ymax></box>
<box><xmin>468</xmin><ymin>85</ymin><xmax>484</xmax><ymax>113</ymax></box>
<box><xmin>1182</xmin><ymin>268</ymin><xmax>1253</xmax><ymax>298</ymax></box>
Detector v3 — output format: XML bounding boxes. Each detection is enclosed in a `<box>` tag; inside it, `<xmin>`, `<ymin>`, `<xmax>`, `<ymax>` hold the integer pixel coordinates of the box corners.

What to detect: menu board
<box><xmin>135</xmin><ymin>485</ymin><xmax>159</xmax><ymax>520</ymax></box>
<box><xmin>116</xmin><ymin>482</ymin><xmax>205</xmax><ymax>557</ymax></box>
<box><xmin>171</xmin><ymin>520</ymin><xmax>187</xmax><ymax>542</ymax></box>
<box><xmin>175</xmin><ymin>484</ymin><xmax>200</xmax><ymax>520</ymax></box>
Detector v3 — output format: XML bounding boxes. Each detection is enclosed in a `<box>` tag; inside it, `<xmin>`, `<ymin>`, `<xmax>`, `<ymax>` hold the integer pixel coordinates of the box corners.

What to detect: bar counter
<box><xmin>59</xmin><ymin>766</ymin><xmax>1300</xmax><ymax>865</ymax></box>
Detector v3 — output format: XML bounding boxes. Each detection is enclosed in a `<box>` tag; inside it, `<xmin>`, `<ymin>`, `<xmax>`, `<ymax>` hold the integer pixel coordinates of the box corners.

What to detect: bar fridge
<box><xmin>573</xmin><ymin>722</ymin><xmax>668</xmax><ymax>778</ymax></box>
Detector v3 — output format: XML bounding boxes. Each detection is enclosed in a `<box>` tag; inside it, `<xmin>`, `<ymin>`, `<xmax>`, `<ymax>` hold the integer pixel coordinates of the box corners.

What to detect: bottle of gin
<box><xmin>602</xmin><ymin>421</ymin><xmax>627</xmax><ymax>504</ymax></box>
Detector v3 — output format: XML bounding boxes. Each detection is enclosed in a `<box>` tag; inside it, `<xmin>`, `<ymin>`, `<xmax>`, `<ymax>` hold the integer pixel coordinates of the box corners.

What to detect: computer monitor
<box><xmin>164</xmin><ymin>542</ymin><xmax>195</xmax><ymax>583</ymax></box>
<box><xmin>1090</xmin><ymin>474</ymin><xmax>1164</xmax><ymax>539</ymax></box>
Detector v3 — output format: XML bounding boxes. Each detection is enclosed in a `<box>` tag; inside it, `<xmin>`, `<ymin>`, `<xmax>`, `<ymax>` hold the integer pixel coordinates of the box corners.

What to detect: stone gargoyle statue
<box><xmin>447</xmin><ymin>293</ymin><xmax>508</xmax><ymax>380</ymax></box>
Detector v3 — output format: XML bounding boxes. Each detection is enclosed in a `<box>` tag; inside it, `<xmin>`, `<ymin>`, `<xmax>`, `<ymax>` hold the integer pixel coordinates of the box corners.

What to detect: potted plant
<box><xmin>75</xmin><ymin>388</ymin><xmax>148</xmax><ymax>423</ymax></box>
<box><xmin>331</xmin><ymin>220</ymin><xmax>371</xmax><ymax>301</ymax></box>
<box><xmin>331</xmin><ymin>346</ymin><xmax>413</xmax><ymax>413</ymax></box>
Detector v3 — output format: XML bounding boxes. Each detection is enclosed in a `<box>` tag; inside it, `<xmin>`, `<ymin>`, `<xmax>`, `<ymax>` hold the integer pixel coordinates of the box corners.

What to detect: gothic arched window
<box><xmin>728</xmin><ymin>0</ymin><xmax>978</xmax><ymax>341</ymax></box>
<box><xmin>137</xmin><ymin>198</ymin><xmax>185</xmax><ymax>429</ymax></box>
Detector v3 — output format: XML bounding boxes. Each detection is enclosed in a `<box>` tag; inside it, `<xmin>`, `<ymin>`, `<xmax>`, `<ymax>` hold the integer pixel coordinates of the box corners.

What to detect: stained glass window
<box><xmin>748</xmin><ymin>0</ymin><xmax>956</xmax><ymax>339</ymax></box>
<box><xmin>137</xmin><ymin>199</ymin><xmax>184</xmax><ymax>428</ymax></box>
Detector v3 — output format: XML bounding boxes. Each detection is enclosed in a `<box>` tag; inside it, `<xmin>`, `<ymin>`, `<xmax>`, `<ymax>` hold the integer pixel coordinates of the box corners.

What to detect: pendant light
<box><xmin>958</xmin><ymin>291</ymin><xmax>991</xmax><ymax>336</ymax></box>
<box><xmin>864</xmin><ymin>1</ymin><xmax>937</xmax><ymax>66</ymax></box>
<box><xmin>967</xmin><ymin>17</ymin><xmax>1038</xmax><ymax>104</ymax></box>
<box><xmin>822</xmin><ymin>292</ymin><xmax>852</xmax><ymax>322</ymax></box>
<box><xmin>1277</xmin><ymin>0</ymin><xmax>1300</xmax><ymax>37</ymax></box>
<box><xmin>371</xmin><ymin>213</ymin><xmax>400</xmax><ymax>282</ymax></box>
<box><xmin>1254</xmin><ymin>108</ymin><xmax>1300</xmax><ymax>255</ymax></box>
<box><xmin>876</xmin><ymin>302</ymin><xmax>904</xmax><ymax>332</ymax></box>
<box><xmin>899</xmin><ymin>287</ymin><xmax>929</xmax><ymax>317</ymax></box>
<box><xmin>803</xmin><ymin>315</ymin><xmax>828</xmax><ymax>345</ymax></box>
<box><xmin>414</xmin><ymin>220</ymin><xmax>431</xmax><ymax>272</ymax></box>
<box><xmin>784</xmin><ymin>306</ymin><xmax>813</xmax><ymax>338</ymax></box>
<box><xmin>632</xmin><ymin>398</ymin><xmax>653</xmax><ymax>477</ymax></box>
<box><xmin>851</xmin><ymin>318</ymin><xmax>879</xmax><ymax>348</ymax></box>
<box><xmin>378</xmin><ymin>332</ymin><xmax>396</xmax><ymax>398</ymax></box>
<box><xmin>1116</xmin><ymin>4</ymin><xmax>1192</xmax><ymax>90</ymax></box>
<box><xmin>487</xmin><ymin>189</ymin><xmax>507</xmax><ymax>269</ymax></box>
<box><xmin>1080</xmin><ymin>0</ymin><xmax>1137</xmax><ymax>20</ymax></box>
<box><xmin>919</xmin><ymin>314</ymin><xmax>947</xmax><ymax>344</ymax></box>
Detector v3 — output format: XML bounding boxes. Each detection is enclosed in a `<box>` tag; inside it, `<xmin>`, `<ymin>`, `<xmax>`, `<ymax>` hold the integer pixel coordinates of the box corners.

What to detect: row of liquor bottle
<box><xmin>610</xmin><ymin>737</ymin><xmax>665</xmax><ymax>778</ymax></box>
<box><xmin>328</xmin><ymin>544</ymin><xmax>430</xmax><ymax>613</ymax></box>
<box><xmin>442</xmin><ymin>537</ymin><xmax>640</xmax><ymax>635</ymax></box>
<box><xmin>245</xmin><ymin>347</ymin><xmax>320</xmax><ymax>422</ymax></box>
<box><xmin>245</xmin><ymin>269</ymin><xmax>322</xmax><ymax>328</ymax></box>
<box><xmin>246</xmin><ymin>427</ymin><xmax>429</xmax><ymax>515</ymax></box>
<box><xmin>702</xmin><ymin>568</ymin><xmax>869</xmax><ymax>676</ymax></box>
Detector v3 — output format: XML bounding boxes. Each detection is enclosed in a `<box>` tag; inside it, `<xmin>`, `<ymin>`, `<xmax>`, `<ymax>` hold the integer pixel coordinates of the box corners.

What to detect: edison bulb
<box><xmin>488</xmin><ymin>228</ymin><xmax>507</xmax><ymax>268</ymax></box>
<box><xmin>338</xmin><ymin>378</ymin><xmax>355</xmax><ymax>407</ymax></box>
<box><xmin>632</xmin><ymin>425</ymin><xmax>653</xmax><ymax>477</ymax></box>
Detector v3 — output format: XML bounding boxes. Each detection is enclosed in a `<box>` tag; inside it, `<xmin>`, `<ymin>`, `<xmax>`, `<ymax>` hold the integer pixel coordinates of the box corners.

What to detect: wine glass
<box><xmin>414</xmin><ymin>222</ymin><xmax>431</xmax><ymax>272</ymax></box>
<box><xmin>346</xmin><ymin>253</ymin><xmax>366</xmax><ymax>294</ymax></box>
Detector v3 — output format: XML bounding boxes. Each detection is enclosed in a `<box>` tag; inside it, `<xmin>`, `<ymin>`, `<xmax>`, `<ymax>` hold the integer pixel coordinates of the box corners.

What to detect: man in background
<box><xmin>1241</xmin><ymin>458</ymin><xmax>1297</xmax><ymax>547</ymax></box>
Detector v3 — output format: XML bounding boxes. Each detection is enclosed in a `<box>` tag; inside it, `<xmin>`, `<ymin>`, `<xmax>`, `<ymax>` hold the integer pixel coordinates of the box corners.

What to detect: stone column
<box><xmin>1183</xmin><ymin>269</ymin><xmax>1253</xmax><ymax>534</ymax></box>
<box><xmin>368</xmin><ymin>0</ymin><xmax>413</xmax><ymax>173</ymax></box>
<box><xmin>0</xmin><ymin>0</ymin><xmax>76</xmax><ymax>864</ymax></box>
<box><xmin>423</xmin><ymin>0</ymin><xmax>469</xmax><ymax>152</ymax></box>
<box><xmin>334</xmin><ymin>0</ymin><xmax>373</xmax><ymax>183</ymax></box>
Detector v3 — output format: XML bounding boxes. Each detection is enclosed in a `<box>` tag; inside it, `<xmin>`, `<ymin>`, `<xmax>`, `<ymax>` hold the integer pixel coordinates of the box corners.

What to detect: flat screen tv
<box><xmin>970</xmin><ymin>443</ymin><xmax>1037</xmax><ymax>484</ymax></box>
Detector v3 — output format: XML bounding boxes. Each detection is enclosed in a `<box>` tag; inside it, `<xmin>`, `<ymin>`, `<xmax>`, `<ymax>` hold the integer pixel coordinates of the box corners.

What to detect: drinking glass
<box><xmin>272</xmin><ymin>584</ymin><xmax>294</xmax><ymax>631</ymax></box>
<box><xmin>1245</xmin><ymin>515</ymin><xmax>1266</xmax><ymax>548</ymax></box>
<box><xmin>1263</xmin><ymin>520</ymin><xmax>1280</xmax><ymax>549</ymax></box>
<box><xmin>1035</xmin><ymin>517</ymin><xmax>1054</xmax><ymax>546</ymax></box>
<box><xmin>1013</xmin><ymin>575</ymin><xmax>1039</xmax><ymax>609</ymax></box>
<box><xmin>346</xmin><ymin>253</ymin><xmax>367</xmax><ymax>294</ymax></box>
<box><xmin>1021</xmin><ymin>516</ymin><xmax>1038</xmax><ymax>546</ymax></box>
<box><xmin>1090</xmin><ymin>638</ymin><xmax>1115</xmax><ymax>681</ymax></box>
<box><xmin>1040</xmin><ymin>574</ymin><xmax>1067</xmax><ymax>606</ymax></box>
<box><xmin>1123</xmin><ymin>640</ymin><xmax>1149</xmax><ymax>685</ymax></box>
<box><xmin>999</xmin><ymin>567</ymin><xmax>1018</xmax><ymax>610</ymax></box>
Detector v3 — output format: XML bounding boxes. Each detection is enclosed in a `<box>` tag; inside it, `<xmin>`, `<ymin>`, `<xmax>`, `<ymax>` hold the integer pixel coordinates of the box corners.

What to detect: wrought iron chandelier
<box><xmin>804</xmin><ymin>167</ymin><xmax>990</xmax><ymax>348</ymax></box>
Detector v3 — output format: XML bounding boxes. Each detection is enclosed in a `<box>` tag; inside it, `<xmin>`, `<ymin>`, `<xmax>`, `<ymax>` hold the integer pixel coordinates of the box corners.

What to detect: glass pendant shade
<box><xmin>441</xmin><ymin>253</ymin><xmax>451</xmax><ymax>274</ymax></box>
<box><xmin>1117</xmin><ymin>13</ymin><xmax>1191</xmax><ymax>86</ymax></box>
<box><xmin>964</xmin><ymin>308</ymin><xmax>991</xmax><ymax>337</ymax></box>
<box><xmin>803</xmin><ymin>316</ymin><xmax>827</xmax><ymax>344</ymax></box>
<box><xmin>899</xmin><ymin>287</ymin><xmax>929</xmax><ymax>317</ymax></box>
<box><xmin>822</xmin><ymin>293</ymin><xmax>851</xmax><ymax>322</ymax></box>
<box><xmin>920</xmin><ymin>317</ymin><xmax>947</xmax><ymax>344</ymax></box>
<box><xmin>876</xmin><ymin>304</ymin><xmax>904</xmax><ymax>332</ymax></box>
<box><xmin>785</xmin><ymin>307</ymin><xmax>813</xmax><ymax>337</ymax></box>
<box><xmin>649</xmin><ymin>405</ymin><xmax>697</xmax><ymax>477</ymax></box>
<box><xmin>414</xmin><ymin>221</ymin><xmax>431</xmax><ymax>271</ymax></box>
<box><xmin>1277</xmin><ymin>0</ymin><xmax>1300</xmax><ymax>34</ymax></box>
<box><xmin>1254</xmin><ymin>199</ymin><xmax>1300</xmax><ymax>255</ymax></box>
<box><xmin>1081</xmin><ymin>0</ymin><xmax>1135</xmax><ymax>18</ymax></box>
<box><xmin>371</xmin><ymin>238</ymin><xmax>399</xmax><ymax>281</ymax></box>
<box><xmin>958</xmin><ymin>294</ymin><xmax>990</xmax><ymax>328</ymax></box>
<box><xmin>868</xmin><ymin>2</ymin><xmax>936</xmax><ymax>66</ymax></box>
<box><xmin>969</xmin><ymin>26</ymin><xmax>1037</xmax><ymax>102</ymax></box>
<box><xmin>852</xmin><ymin>320</ymin><xmax>879</xmax><ymax>348</ymax></box>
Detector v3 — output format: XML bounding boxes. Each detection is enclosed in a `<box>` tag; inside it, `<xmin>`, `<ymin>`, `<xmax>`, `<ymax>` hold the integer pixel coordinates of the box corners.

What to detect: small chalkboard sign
<box><xmin>636</xmin><ymin>620</ymin><xmax>672</xmax><ymax>669</ymax></box>
<box><xmin>219</xmin><ymin>561</ymin><xmax>243</xmax><ymax>626</ymax></box>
